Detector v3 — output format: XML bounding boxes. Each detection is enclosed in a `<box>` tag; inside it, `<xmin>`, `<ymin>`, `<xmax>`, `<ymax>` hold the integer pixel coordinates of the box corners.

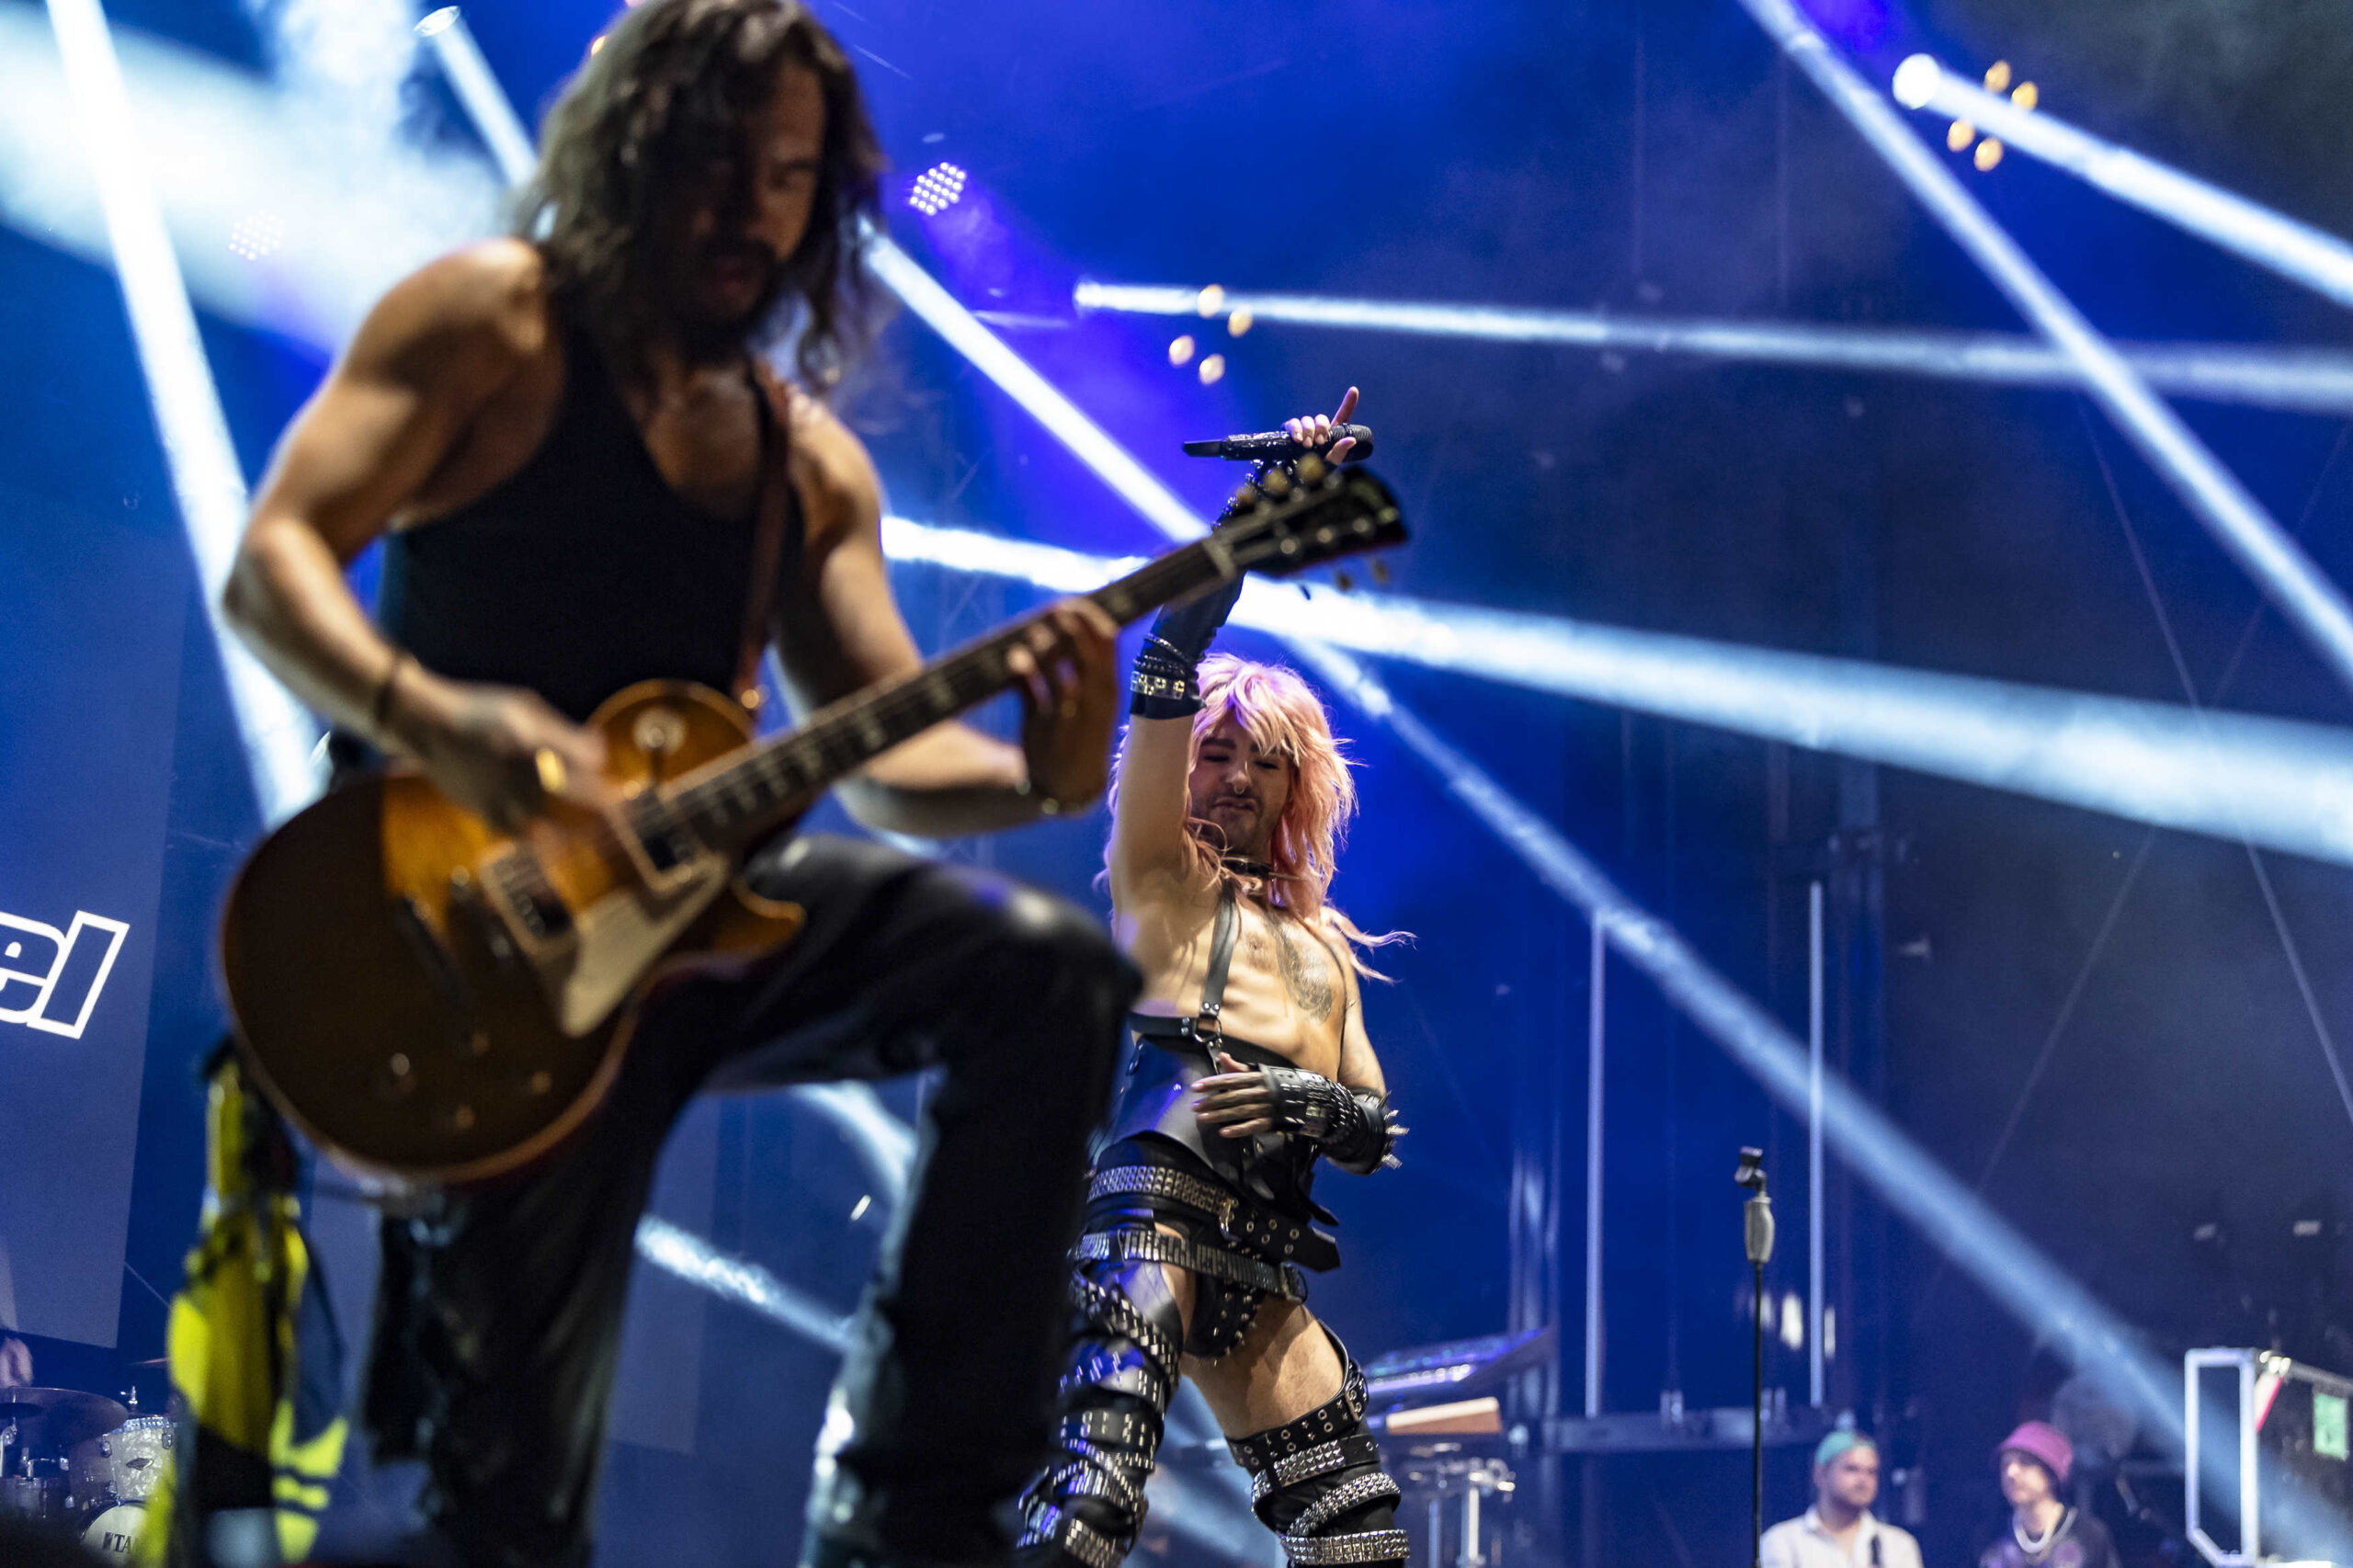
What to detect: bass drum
<box><xmin>82</xmin><ymin>1501</ymin><xmax>147</xmax><ymax>1561</ymax></box>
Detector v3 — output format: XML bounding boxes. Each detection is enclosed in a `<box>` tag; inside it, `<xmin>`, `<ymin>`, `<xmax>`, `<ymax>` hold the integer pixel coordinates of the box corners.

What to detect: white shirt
<box><xmin>1760</xmin><ymin>1506</ymin><xmax>1926</xmax><ymax>1568</ymax></box>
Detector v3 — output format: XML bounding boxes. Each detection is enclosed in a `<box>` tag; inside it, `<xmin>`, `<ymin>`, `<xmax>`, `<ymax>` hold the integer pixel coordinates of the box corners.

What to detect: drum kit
<box><xmin>0</xmin><ymin>1383</ymin><xmax>174</xmax><ymax>1561</ymax></box>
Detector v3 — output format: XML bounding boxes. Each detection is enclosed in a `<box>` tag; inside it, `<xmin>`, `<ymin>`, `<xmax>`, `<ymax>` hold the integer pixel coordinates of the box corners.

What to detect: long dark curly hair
<box><xmin>516</xmin><ymin>0</ymin><xmax>885</xmax><ymax>392</ymax></box>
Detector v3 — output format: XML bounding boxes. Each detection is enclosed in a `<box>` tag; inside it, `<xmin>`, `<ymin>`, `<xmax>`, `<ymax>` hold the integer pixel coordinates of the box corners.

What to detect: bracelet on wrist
<box><xmin>371</xmin><ymin>648</ymin><xmax>413</xmax><ymax>739</ymax></box>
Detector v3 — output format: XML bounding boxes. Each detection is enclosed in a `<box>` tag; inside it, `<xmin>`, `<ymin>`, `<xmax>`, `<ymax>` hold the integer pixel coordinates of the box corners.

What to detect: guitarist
<box><xmin>220</xmin><ymin>2</ymin><xmax>1135</xmax><ymax>1565</ymax></box>
<box><xmin>1018</xmin><ymin>394</ymin><xmax>1412</xmax><ymax>1568</ymax></box>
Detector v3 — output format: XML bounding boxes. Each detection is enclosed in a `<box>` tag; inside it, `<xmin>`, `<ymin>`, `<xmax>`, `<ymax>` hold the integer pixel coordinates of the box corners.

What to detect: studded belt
<box><xmin>1088</xmin><ymin>1164</ymin><xmax>1334</xmax><ymax>1268</ymax></box>
<box><xmin>1074</xmin><ymin>1229</ymin><xmax>1308</xmax><ymax>1301</ymax></box>
<box><xmin>1279</xmin><ymin>1528</ymin><xmax>1413</xmax><ymax>1565</ymax></box>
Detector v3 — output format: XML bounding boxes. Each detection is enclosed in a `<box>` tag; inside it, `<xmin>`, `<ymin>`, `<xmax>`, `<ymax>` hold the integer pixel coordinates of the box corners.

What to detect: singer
<box><xmin>1760</xmin><ymin>1431</ymin><xmax>1925</xmax><ymax>1568</ymax></box>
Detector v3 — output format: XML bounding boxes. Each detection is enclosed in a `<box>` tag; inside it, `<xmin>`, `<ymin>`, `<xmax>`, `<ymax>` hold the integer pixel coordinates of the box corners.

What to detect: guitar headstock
<box><xmin>1217</xmin><ymin>459</ymin><xmax>1408</xmax><ymax>580</ymax></box>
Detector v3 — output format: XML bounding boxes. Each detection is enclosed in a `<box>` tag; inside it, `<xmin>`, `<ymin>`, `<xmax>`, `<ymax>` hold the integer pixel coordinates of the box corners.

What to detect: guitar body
<box><xmin>221</xmin><ymin>682</ymin><xmax>805</xmax><ymax>1192</ymax></box>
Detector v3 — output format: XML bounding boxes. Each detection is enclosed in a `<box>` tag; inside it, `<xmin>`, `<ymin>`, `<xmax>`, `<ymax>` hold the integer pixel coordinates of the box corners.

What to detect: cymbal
<box><xmin>0</xmin><ymin>1388</ymin><xmax>129</xmax><ymax>1450</ymax></box>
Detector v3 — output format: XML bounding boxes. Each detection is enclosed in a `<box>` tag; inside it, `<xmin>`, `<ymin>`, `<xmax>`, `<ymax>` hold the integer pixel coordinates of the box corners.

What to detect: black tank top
<box><xmin>378</xmin><ymin>326</ymin><xmax>801</xmax><ymax>723</ymax></box>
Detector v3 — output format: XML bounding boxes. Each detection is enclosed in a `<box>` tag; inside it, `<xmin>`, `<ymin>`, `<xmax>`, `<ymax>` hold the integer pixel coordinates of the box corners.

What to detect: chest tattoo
<box><xmin>1271</xmin><ymin>919</ymin><xmax>1336</xmax><ymax>1022</ymax></box>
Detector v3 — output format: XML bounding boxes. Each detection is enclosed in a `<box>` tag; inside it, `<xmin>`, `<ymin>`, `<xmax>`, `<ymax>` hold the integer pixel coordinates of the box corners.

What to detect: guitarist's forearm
<box><xmin>223</xmin><ymin>516</ymin><xmax>408</xmax><ymax>744</ymax></box>
<box><xmin>843</xmin><ymin>723</ymin><xmax>1049</xmax><ymax>836</ymax></box>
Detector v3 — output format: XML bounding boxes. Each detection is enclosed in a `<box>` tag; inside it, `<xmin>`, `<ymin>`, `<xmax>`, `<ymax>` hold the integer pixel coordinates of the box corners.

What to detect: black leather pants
<box><xmin>360</xmin><ymin>835</ymin><xmax>1139</xmax><ymax>1568</ymax></box>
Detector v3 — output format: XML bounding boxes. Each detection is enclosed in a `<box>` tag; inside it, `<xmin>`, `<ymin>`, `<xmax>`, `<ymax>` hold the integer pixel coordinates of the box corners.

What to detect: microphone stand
<box><xmin>1736</xmin><ymin>1148</ymin><xmax>1776</xmax><ymax>1568</ymax></box>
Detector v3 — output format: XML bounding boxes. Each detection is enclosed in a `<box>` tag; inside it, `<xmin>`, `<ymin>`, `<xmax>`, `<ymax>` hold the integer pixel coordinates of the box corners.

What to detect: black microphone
<box><xmin>1181</xmin><ymin>425</ymin><xmax>1374</xmax><ymax>463</ymax></box>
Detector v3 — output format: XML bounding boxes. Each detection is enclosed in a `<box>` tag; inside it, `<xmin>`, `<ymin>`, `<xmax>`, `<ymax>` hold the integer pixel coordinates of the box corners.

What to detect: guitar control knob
<box><xmin>377</xmin><ymin>1053</ymin><xmax>415</xmax><ymax>1099</ymax></box>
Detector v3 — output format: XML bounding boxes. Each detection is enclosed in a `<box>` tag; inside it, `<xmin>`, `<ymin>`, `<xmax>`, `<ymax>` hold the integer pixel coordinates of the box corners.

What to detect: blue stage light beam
<box><xmin>864</xmin><ymin>230</ymin><xmax>1209</xmax><ymax>542</ymax></box>
<box><xmin>1893</xmin><ymin>55</ymin><xmax>2353</xmax><ymax>315</ymax></box>
<box><xmin>1742</xmin><ymin>0</ymin><xmax>2353</xmax><ymax>702</ymax></box>
<box><xmin>1073</xmin><ymin>282</ymin><xmax>2353</xmax><ymax>419</ymax></box>
<box><xmin>634</xmin><ymin>1216</ymin><xmax>853</xmax><ymax>1353</ymax></box>
<box><xmin>44</xmin><ymin>0</ymin><xmax>321</xmax><ymax>824</ymax></box>
<box><xmin>882</xmin><ymin>517</ymin><xmax>2353</xmax><ymax>870</ymax></box>
<box><xmin>414</xmin><ymin>7</ymin><xmax>536</xmax><ymax>187</ymax></box>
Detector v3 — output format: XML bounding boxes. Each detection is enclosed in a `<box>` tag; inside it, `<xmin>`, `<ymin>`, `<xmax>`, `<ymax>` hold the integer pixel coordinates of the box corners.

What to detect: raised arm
<box><xmin>768</xmin><ymin>395</ymin><xmax>1118</xmax><ymax>837</ymax></box>
<box><xmin>1108</xmin><ymin>714</ymin><xmax>1199</xmax><ymax>901</ymax></box>
<box><xmin>223</xmin><ymin>240</ymin><xmax>609</xmax><ymax>829</ymax></box>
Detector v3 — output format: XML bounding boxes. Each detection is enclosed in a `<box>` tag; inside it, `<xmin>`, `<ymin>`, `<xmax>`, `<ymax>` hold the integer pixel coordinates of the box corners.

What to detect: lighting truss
<box><xmin>1738</xmin><ymin>0</ymin><xmax>2353</xmax><ymax>703</ymax></box>
<box><xmin>1073</xmin><ymin>282</ymin><xmax>2353</xmax><ymax>418</ymax></box>
<box><xmin>1893</xmin><ymin>55</ymin><xmax>2353</xmax><ymax>314</ymax></box>
<box><xmin>43</xmin><ymin>0</ymin><xmax>319</xmax><ymax>823</ymax></box>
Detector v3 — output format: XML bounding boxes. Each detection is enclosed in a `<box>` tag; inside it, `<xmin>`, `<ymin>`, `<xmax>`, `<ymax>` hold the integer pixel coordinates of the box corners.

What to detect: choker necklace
<box><xmin>2013</xmin><ymin>1508</ymin><xmax>2068</xmax><ymax>1561</ymax></box>
<box><xmin>1221</xmin><ymin>856</ymin><xmax>1275</xmax><ymax>879</ymax></box>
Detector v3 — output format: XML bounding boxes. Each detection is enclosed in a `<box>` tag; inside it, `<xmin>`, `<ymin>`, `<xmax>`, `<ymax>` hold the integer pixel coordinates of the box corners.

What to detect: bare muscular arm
<box><xmin>1108</xmin><ymin>715</ymin><xmax>1199</xmax><ymax>908</ymax></box>
<box><xmin>223</xmin><ymin>240</ymin><xmax>611</xmax><ymax>828</ymax></box>
<box><xmin>1333</xmin><ymin>956</ymin><xmax>1386</xmax><ymax>1097</ymax></box>
<box><xmin>769</xmin><ymin>396</ymin><xmax>1118</xmax><ymax>837</ymax></box>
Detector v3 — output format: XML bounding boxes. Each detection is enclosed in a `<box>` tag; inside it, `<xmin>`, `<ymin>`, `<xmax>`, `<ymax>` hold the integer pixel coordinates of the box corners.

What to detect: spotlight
<box><xmin>1197</xmin><ymin>352</ymin><xmax>1224</xmax><ymax>384</ymax></box>
<box><xmin>1974</xmin><ymin>138</ymin><xmax>2004</xmax><ymax>172</ymax></box>
<box><xmin>1167</xmin><ymin>334</ymin><xmax>1195</xmax><ymax>366</ymax></box>
<box><xmin>1196</xmin><ymin>283</ymin><xmax>1225</xmax><ymax>317</ymax></box>
<box><xmin>227</xmin><ymin>210</ymin><xmax>283</xmax><ymax>261</ymax></box>
<box><xmin>1227</xmin><ymin>307</ymin><xmax>1253</xmax><ymax>336</ymax></box>
<box><xmin>906</xmin><ymin>161</ymin><xmax>966</xmax><ymax>217</ymax></box>
<box><xmin>1892</xmin><ymin>51</ymin><xmax>2353</xmax><ymax>314</ymax></box>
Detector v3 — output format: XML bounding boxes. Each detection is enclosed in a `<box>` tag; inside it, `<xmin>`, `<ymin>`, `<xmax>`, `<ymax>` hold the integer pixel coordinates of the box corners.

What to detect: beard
<box><xmin>669</xmin><ymin>238</ymin><xmax>790</xmax><ymax>364</ymax></box>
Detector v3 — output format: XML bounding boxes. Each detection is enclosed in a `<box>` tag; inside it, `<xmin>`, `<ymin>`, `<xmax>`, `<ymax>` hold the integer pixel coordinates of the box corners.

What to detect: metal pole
<box><xmin>1809</xmin><ymin>881</ymin><xmax>1825</xmax><ymax>1408</ymax></box>
<box><xmin>1585</xmin><ymin>915</ymin><xmax>1606</xmax><ymax>1416</ymax></box>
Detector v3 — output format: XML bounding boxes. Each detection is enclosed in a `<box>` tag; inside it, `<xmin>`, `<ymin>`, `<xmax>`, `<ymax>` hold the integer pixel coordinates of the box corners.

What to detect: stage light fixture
<box><xmin>227</xmin><ymin>210</ymin><xmax>283</xmax><ymax>261</ymax></box>
<box><xmin>1168</xmin><ymin>334</ymin><xmax>1194</xmax><ymax>366</ymax></box>
<box><xmin>44</xmin><ymin>0</ymin><xmax>320</xmax><ymax>824</ymax></box>
<box><xmin>1073</xmin><ymin>281</ymin><xmax>2353</xmax><ymax>418</ymax></box>
<box><xmin>1198</xmin><ymin>352</ymin><xmax>1224</xmax><ymax>384</ymax></box>
<box><xmin>1745</xmin><ymin>0</ymin><xmax>2353</xmax><ymax>703</ymax></box>
<box><xmin>907</xmin><ymin>160</ymin><xmax>967</xmax><ymax>217</ymax></box>
<box><xmin>1895</xmin><ymin>53</ymin><xmax>2353</xmax><ymax>315</ymax></box>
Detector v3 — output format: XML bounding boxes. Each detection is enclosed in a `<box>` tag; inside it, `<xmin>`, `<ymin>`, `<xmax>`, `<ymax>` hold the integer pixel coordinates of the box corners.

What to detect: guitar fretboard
<box><xmin>656</xmin><ymin>528</ymin><xmax>1243</xmax><ymax>850</ymax></box>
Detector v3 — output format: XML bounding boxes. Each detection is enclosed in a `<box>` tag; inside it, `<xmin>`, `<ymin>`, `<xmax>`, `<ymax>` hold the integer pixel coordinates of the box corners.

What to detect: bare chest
<box><xmin>1129</xmin><ymin>895</ymin><xmax>1346</xmax><ymax>1077</ymax></box>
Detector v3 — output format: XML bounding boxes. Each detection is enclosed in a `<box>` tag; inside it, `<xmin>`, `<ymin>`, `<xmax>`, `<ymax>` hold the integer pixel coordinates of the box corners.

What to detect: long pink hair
<box><xmin>1108</xmin><ymin>654</ymin><xmax>1402</xmax><ymax>974</ymax></box>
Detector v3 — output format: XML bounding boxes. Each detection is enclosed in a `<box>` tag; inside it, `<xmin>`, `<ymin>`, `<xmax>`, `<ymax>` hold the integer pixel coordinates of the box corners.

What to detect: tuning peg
<box><xmin>1258</xmin><ymin>468</ymin><xmax>1293</xmax><ymax>498</ymax></box>
<box><xmin>1232</xmin><ymin>483</ymin><xmax>1264</xmax><ymax>512</ymax></box>
<box><xmin>1294</xmin><ymin>453</ymin><xmax>1328</xmax><ymax>484</ymax></box>
<box><xmin>1333</xmin><ymin>570</ymin><xmax>1357</xmax><ymax>592</ymax></box>
<box><xmin>1370</xmin><ymin>560</ymin><xmax>1391</xmax><ymax>586</ymax></box>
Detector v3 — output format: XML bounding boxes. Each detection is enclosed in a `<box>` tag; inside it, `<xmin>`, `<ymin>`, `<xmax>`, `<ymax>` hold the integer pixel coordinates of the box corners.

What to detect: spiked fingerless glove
<box><xmin>1256</xmin><ymin>1064</ymin><xmax>1403</xmax><ymax>1175</ymax></box>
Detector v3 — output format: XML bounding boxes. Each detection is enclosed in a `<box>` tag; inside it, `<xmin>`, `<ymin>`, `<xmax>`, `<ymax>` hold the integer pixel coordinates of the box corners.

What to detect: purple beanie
<box><xmin>1995</xmin><ymin>1421</ymin><xmax>2073</xmax><ymax>1486</ymax></box>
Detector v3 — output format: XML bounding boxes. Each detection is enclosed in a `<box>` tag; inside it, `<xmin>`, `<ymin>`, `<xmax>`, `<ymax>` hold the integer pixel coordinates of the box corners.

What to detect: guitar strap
<box><xmin>730</xmin><ymin>359</ymin><xmax>798</xmax><ymax>712</ymax></box>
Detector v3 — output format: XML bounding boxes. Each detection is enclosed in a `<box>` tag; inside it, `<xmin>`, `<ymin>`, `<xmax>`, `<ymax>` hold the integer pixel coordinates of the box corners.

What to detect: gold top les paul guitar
<box><xmin>220</xmin><ymin>462</ymin><xmax>1406</xmax><ymax>1191</ymax></box>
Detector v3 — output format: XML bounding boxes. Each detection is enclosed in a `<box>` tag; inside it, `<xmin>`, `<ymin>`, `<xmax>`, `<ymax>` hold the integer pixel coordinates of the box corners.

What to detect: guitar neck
<box><xmin>658</xmin><ymin>534</ymin><xmax>1235</xmax><ymax>853</ymax></box>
